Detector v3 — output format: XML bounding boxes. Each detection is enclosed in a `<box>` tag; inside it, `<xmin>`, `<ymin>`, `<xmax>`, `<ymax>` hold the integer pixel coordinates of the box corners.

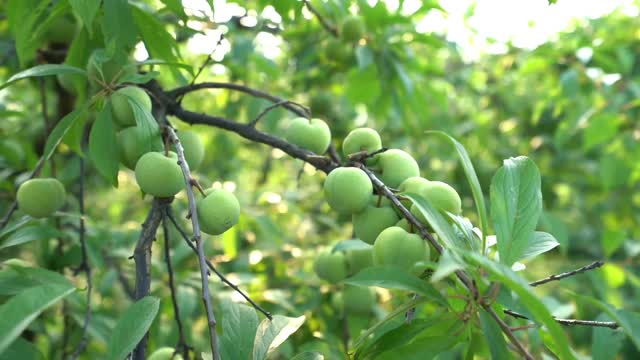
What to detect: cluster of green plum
<box><xmin>323</xmin><ymin>15</ymin><xmax>366</xmax><ymax>64</ymax></box>
<box><xmin>312</xmin><ymin>127</ymin><xmax>462</xmax><ymax>311</ymax></box>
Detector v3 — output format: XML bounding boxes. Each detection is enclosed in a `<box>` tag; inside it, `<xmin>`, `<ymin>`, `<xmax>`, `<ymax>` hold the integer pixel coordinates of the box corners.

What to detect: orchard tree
<box><xmin>1</xmin><ymin>1</ymin><xmax>639</xmax><ymax>359</ymax></box>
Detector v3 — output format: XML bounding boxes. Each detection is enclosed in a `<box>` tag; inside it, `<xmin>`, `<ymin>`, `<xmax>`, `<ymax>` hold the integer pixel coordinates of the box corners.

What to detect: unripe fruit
<box><xmin>377</xmin><ymin>149</ymin><xmax>420</xmax><ymax>189</ymax></box>
<box><xmin>314</xmin><ymin>251</ymin><xmax>348</xmax><ymax>283</ymax></box>
<box><xmin>177</xmin><ymin>130</ymin><xmax>204</xmax><ymax>171</ymax></box>
<box><xmin>16</xmin><ymin>178</ymin><xmax>66</xmax><ymax>218</ymax></box>
<box><xmin>110</xmin><ymin>87</ymin><xmax>152</xmax><ymax>128</ymax></box>
<box><xmin>134</xmin><ymin>152</ymin><xmax>183</xmax><ymax>197</ymax></box>
<box><xmin>352</xmin><ymin>206</ymin><xmax>399</xmax><ymax>244</ymax></box>
<box><xmin>331</xmin><ymin>292</ymin><xmax>344</xmax><ymax>311</ymax></box>
<box><xmin>324</xmin><ymin>167</ymin><xmax>372</xmax><ymax>214</ymax></box>
<box><xmin>410</xmin><ymin>181</ymin><xmax>462</xmax><ymax>223</ymax></box>
<box><xmin>46</xmin><ymin>15</ymin><xmax>77</xmax><ymax>44</ymax></box>
<box><xmin>285</xmin><ymin>117</ymin><xmax>331</xmax><ymax>154</ymax></box>
<box><xmin>197</xmin><ymin>189</ymin><xmax>240</xmax><ymax>235</ymax></box>
<box><xmin>395</xmin><ymin>218</ymin><xmax>413</xmax><ymax>233</ymax></box>
<box><xmin>343</xmin><ymin>285</ymin><xmax>376</xmax><ymax>313</ymax></box>
<box><xmin>398</xmin><ymin>176</ymin><xmax>430</xmax><ymax>206</ymax></box>
<box><xmin>370</xmin><ymin>194</ymin><xmax>391</xmax><ymax>207</ymax></box>
<box><xmin>341</xmin><ymin>15</ymin><xmax>365</xmax><ymax>43</ymax></box>
<box><xmin>148</xmin><ymin>347</ymin><xmax>183</xmax><ymax>360</ymax></box>
<box><xmin>342</xmin><ymin>128</ymin><xmax>382</xmax><ymax>162</ymax></box>
<box><xmin>117</xmin><ymin>126</ymin><xmax>163</xmax><ymax>170</ymax></box>
<box><xmin>310</xmin><ymin>91</ymin><xmax>333</xmax><ymax>117</ymax></box>
<box><xmin>346</xmin><ymin>247</ymin><xmax>374</xmax><ymax>275</ymax></box>
<box><xmin>373</xmin><ymin>227</ymin><xmax>429</xmax><ymax>271</ymax></box>
<box><xmin>325</xmin><ymin>38</ymin><xmax>351</xmax><ymax>63</ymax></box>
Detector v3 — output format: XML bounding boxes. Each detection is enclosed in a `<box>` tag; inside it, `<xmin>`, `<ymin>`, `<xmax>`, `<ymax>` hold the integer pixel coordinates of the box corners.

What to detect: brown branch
<box><xmin>503</xmin><ymin>309</ymin><xmax>619</xmax><ymax>329</ymax></box>
<box><xmin>161</xmin><ymin>212</ymin><xmax>192</xmax><ymax>360</ymax></box>
<box><xmin>529</xmin><ymin>261</ymin><xmax>604</xmax><ymax>287</ymax></box>
<box><xmin>303</xmin><ymin>0</ymin><xmax>339</xmax><ymax>37</ymax></box>
<box><xmin>163</xmin><ymin>126</ymin><xmax>219</xmax><ymax>360</ymax></box>
<box><xmin>166</xmin><ymin>207</ymin><xmax>272</xmax><ymax>320</ymax></box>
<box><xmin>484</xmin><ymin>306</ymin><xmax>535</xmax><ymax>360</ymax></box>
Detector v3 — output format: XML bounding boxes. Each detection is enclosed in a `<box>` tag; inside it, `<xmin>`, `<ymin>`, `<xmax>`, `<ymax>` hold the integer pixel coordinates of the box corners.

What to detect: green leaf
<box><xmin>252</xmin><ymin>315</ymin><xmax>306</xmax><ymax>360</ymax></box>
<box><xmin>291</xmin><ymin>352</ymin><xmax>324</xmax><ymax>360</ymax></box>
<box><xmin>490</xmin><ymin>156</ymin><xmax>542</xmax><ymax>266</ymax></box>
<box><xmin>0</xmin><ymin>224</ymin><xmax>64</xmax><ymax>250</ymax></box>
<box><xmin>89</xmin><ymin>104</ymin><xmax>119</xmax><ymax>187</ymax></box>
<box><xmin>0</xmin><ymin>216</ymin><xmax>33</xmax><ymax>239</ymax></box>
<box><xmin>137</xmin><ymin>59</ymin><xmax>194</xmax><ymax>74</ymax></box>
<box><xmin>431</xmin><ymin>250</ymin><xmax>465</xmax><ymax>283</ymax></box>
<box><xmin>346</xmin><ymin>65</ymin><xmax>381</xmax><ymax>104</ymax></box>
<box><xmin>105</xmin><ymin>296</ymin><xmax>160</xmax><ymax>360</ymax></box>
<box><xmin>583</xmin><ymin>113</ymin><xmax>621</xmax><ymax>151</ymax></box>
<box><xmin>69</xmin><ymin>0</ymin><xmax>100</xmax><ymax>37</ymax></box>
<box><xmin>0</xmin><ymin>65</ymin><xmax>86</xmax><ymax>91</ymax></box>
<box><xmin>592</xmin><ymin>313</ymin><xmax>624</xmax><ymax>360</ymax></box>
<box><xmin>462</xmin><ymin>251</ymin><xmax>575</xmax><ymax>360</ymax></box>
<box><xmin>425</xmin><ymin>131</ymin><xmax>489</xmax><ymax>252</ymax></box>
<box><xmin>131</xmin><ymin>6</ymin><xmax>180</xmax><ymax>64</ymax></box>
<box><xmin>160</xmin><ymin>0</ymin><xmax>188</xmax><ymax>19</ymax></box>
<box><xmin>43</xmin><ymin>104</ymin><xmax>90</xmax><ymax>161</ymax></box>
<box><xmin>6</xmin><ymin>0</ymin><xmax>49</xmax><ymax>66</ymax></box>
<box><xmin>0</xmin><ymin>284</ymin><xmax>75</xmax><ymax>353</ymax></box>
<box><xmin>332</xmin><ymin>239</ymin><xmax>372</xmax><ymax>253</ymax></box>
<box><xmin>520</xmin><ymin>231</ymin><xmax>559</xmax><ymax>261</ymax></box>
<box><xmin>0</xmin><ymin>338</ymin><xmax>44</xmax><ymax>360</ymax></box>
<box><xmin>403</xmin><ymin>193</ymin><xmax>466</xmax><ymax>250</ymax></box>
<box><xmin>219</xmin><ymin>300</ymin><xmax>259</xmax><ymax>360</ymax></box>
<box><xmin>343</xmin><ymin>266</ymin><xmax>447</xmax><ymax>305</ymax></box>
<box><xmin>102</xmin><ymin>0</ymin><xmax>138</xmax><ymax>51</ymax></box>
<box><xmin>377</xmin><ymin>334</ymin><xmax>462</xmax><ymax>360</ymax></box>
<box><xmin>479</xmin><ymin>309</ymin><xmax>511</xmax><ymax>360</ymax></box>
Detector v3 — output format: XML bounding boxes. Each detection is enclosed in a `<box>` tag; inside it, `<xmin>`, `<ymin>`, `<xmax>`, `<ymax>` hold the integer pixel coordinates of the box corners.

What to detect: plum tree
<box><xmin>352</xmin><ymin>205</ymin><xmax>399</xmax><ymax>244</ymax></box>
<box><xmin>148</xmin><ymin>347</ymin><xmax>183</xmax><ymax>360</ymax></box>
<box><xmin>342</xmin><ymin>128</ymin><xmax>382</xmax><ymax>161</ymax></box>
<box><xmin>16</xmin><ymin>178</ymin><xmax>66</xmax><ymax>218</ymax></box>
<box><xmin>134</xmin><ymin>152</ymin><xmax>183</xmax><ymax>197</ymax></box>
<box><xmin>324</xmin><ymin>167</ymin><xmax>372</xmax><ymax>214</ymax></box>
<box><xmin>345</xmin><ymin>247</ymin><xmax>374</xmax><ymax>275</ymax></box>
<box><xmin>376</xmin><ymin>149</ymin><xmax>420</xmax><ymax>188</ymax></box>
<box><xmin>343</xmin><ymin>285</ymin><xmax>376</xmax><ymax>314</ymax></box>
<box><xmin>410</xmin><ymin>180</ymin><xmax>462</xmax><ymax>224</ymax></box>
<box><xmin>177</xmin><ymin>130</ymin><xmax>204</xmax><ymax>171</ymax></box>
<box><xmin>285</xmin><ymin>117</ymin><xmax>331</xmax><ymax>154</ymax></box>
<box><xmin>314</xmin><ymin>250</ymin><xmax>348</xmax><ymax>283</ymax></box>
<box><xmin>340</xmin><ymin>15</ymin><xmax>365</xmax><ymax>42</ymax></box>
<box><xmin>373</xmin><ymin>226</ymin><xmax>429</xmax><ymax>271</ymax></box>
<box><xmin>117</xmin><ymin>126</ymin><xmax>163</xmax><ymax>170</ymax></box>
<box><xmin>197</xmin><ymin>188</ymin><xmax>240</xmax><ymax>235</ymax></box>
<box><xmin>110</xmin><ymin>87</ymin><xmax>152</xmax><ymax>128</ymax></box>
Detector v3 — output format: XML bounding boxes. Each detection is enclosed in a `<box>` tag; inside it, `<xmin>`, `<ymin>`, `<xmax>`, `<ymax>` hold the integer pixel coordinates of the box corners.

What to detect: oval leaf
<box><xmin>43</xmin><ymin>104</ymin><xmax>90</xmax><ymax>161</ymax></box>
<box><xmin>0</xmin><ymin>64</ymin><xmax>86</xmax><ymax>91</ymax></box>
<box><xmin>253</xmin><ymin>315</ymin><xmax>306</xmax><ymax>360</ymax></box>
<box><xmin>89</xmin><ymin>104</ymin><xmax>119</xmax><ymax>187</ymax></box>
<box><xmin>219</xmin><ymin>300</ymin><xmax>259</xmax><ymax>360</ymax></box>
<box><xmin>105</xmin><ymin>296</ymin><xmax>160</xmax><ymax>360</ymax></box>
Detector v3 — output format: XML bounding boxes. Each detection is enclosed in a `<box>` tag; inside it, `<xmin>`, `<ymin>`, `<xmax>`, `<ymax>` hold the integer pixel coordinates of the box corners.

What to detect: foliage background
<box><xmin>0</xmin><ymin>0</ymin><xmax>639</xmax><ymax>358</ymax></box>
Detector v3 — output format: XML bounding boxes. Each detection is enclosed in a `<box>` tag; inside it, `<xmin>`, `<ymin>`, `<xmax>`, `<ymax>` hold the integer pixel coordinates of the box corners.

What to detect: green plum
<box><xmin>410</xmin><ymin>180</ymin><xmax>462</xmax><ymax>224</ymax></box>
<box><xmin>110</xmin><ymin>86</ymin><xmax>152</xmax><ymax>128</ymax></box>
<box><xmin>352</xmin><ymin>205</ymin><xmax>399</xmax><ymax>244</ymax></box>
<box><xmin>134</xmin><ymin>152</ymin><xmax>183</xmax><ymax>197</ymax></box>
<box><xmin>346</xmin><ymin>247</ymin><xmax>374</xmax><ymax>275</ymax></box>
<box><xmin>324</xmin><ymin>167</ymin><xmax>372</xmax><ymax>214</ymax></box>
<box><xmin>285</xmin><ymin>117</ymin><xmax>332</xmax><ymax>154</ymax></box>
<box><xmin>343</xmin><ymin>285</ymin><xmax>376</xmax><ymax>313</ymax></box>
<box><xmin>17</xmin><ymin>178</ymin><xmax>66</xmax><ymax>218</ymax></box>
<box><xmin>197</xmin><ymin>188</ymin><xmax>240</xmax><ymax>235</ymax></box>
<box><xmin>117</xmin><ymin>126</ymin><xmax>163</xmax><ymax>170</ymax></box>
<box><xmin>373</xmin><ymin>226</ymin><xmax>429</xmax><ymax>271</ymax></box>
<box><xmin>342</xmin><ymin>128</ymin><xmax>382</xmax><ymax>162</ymax></box>
<box><xmin>377</xmin><ymin>149</ymin><xmax>420</xmax><ymax>188</ymax></box>
<box><xmin>148</xmin><ymin>347</ymin><xmax>183</xmax><ymax>360</ymax></box>
<box><xmin>341</xmin><ymin>15</ymin><xmax>365</xmax><ymax>42</ymax></box>
<box><xmin>177</xmin><ymin>130</ymin><xmax>204</xmax><ymax>171</ymax></box>
<box><xmin>314</xmin><ymin>251</ymin><xmax>348</xmax><ymax>283</ymax></box>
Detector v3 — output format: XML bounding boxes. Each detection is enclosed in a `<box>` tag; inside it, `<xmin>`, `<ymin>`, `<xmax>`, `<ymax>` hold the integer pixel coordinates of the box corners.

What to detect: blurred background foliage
<box><xmin>0</xmin><ymin>0</ymin><xmax>639</xmax><ymax>358</ymax></box>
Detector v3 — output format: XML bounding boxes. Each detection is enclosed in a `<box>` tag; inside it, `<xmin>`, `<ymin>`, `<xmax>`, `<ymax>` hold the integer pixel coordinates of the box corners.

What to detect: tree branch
<box><xmin>503</xmin><ymin>309</ymin><xmax>619</xmax><ymax>329</ymax></box>
<box><xmin>484</xmin><ymin>306</ymin><xmax>535</xmax><ymax>360</ymax></box>
<box><xmin>303</xmin><ymin>0</ymin><xmax>339</xmax><ymax>37</ymax></box>
<box><xmin>161</xmin><ymin>211</ymin><xmax>192</xmax><ymax>360</ymax></box>
<box><xmin>165</xmin><ymin>207</ymin><xmax>272</xmax><ymax>320</ymax></box>
<box><xmin>163</xmin><ymin>126</ymin><xmax>219</xmax><ymax>360</ymax></box>
<box><xmin>529</xmin><ymin>261</ymin><xmax>604</xmax><ymax>287</ymax></box>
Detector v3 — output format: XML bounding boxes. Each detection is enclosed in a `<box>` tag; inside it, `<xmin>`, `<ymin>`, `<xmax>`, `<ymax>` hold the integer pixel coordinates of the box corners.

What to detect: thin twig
<box><xmin>177</xmin><ymin>34</ymin><xmax>225</xmax><ymax>104</ymax></box>
<box><xmin>503</xmin><ymin>309</ymin><xmax>619</xmax><ymax>329</ymax></box>
<box><xmin>164</xmin><ymin>126</ymin><xmax>219</xmax><ymax>360</ymax></box>
<box><xmin>162</xmin><ymin>211</ymin><xmax>192</xmax><ymax>360</ymax></box>
<box><xmin>249</xmin><ymin>100</ymin><xmax>310</xmax><ymax>127</ymax></box>
<box><xmin>69</xmin><ymin>157</ymin><xmax>92</xmax><ymax>360</ymax></box>
<box><xmin>347</xmin><ymin>147</ymin><xmax>389</xmax><ymax>162</ymax></box>
<box><xmin>529</xmin><ymin>261</ymin><xmax>604</xmax><ymax>287</ymax></box>
<box><xmin>166</xmin><ymin>208</ymin><xmax>272</xmax><ymax>320</ymax></box>
<box><xmin>484</xmin><ymin>306</ymin><xmax>535</xmax><ymax>360</ymax></box>
<box><xmin>303</xmin><ymin>0</ymin><xmax>339</xmax><ymax>37</ymax></box>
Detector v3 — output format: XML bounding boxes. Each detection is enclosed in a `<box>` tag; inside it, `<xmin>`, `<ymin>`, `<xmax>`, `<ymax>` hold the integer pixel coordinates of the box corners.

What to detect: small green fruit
<box><xmin>117</xmin><ymin>126</ymin><xmax>163</xmax><ymax>170</ymax></box>
<box><xmin>197</xmin><ymin>189</ymin><xmax>240</xmax><ymax>235</ymax></box>
<box><xmin>377</xmin><ymin>149</ymin><xmax>420</xmax><ymax>189</ymax></box>
<box><xmin>177</xmin><ymin>130</ymin><xmax>204</xmax><ymax>171</ymax></box>
<box><xmin>373</xmin><ymin>226</ymin><xmax>429</xmax><ymax>271</ymax></box>
<box><xmin>410</xmin><ymin>180</ymin><xmax>462</xmax><ymax>224</ymax></box>
<box><xmin>341</xmin><ymin>15</ymin><xmax>365</xmax><ymax>43</ymax></box>
<box><xmin>310</xmin><ymin>92</ymin><xmax>333</xmax><ymax>117</ymax></box>
<box><xmin>342</xmin><ymin>128</ymin><xmax>382</xmax><ymax>161</ymax></box>
<box><xmin>395</xmin><ymin>218</ymin><xmax>414</xmax><ymax>233</ymax></box>
<box><xmin>352</xmin><ymin>206</ymin><xmax>399</xmax><ymax>244</ymax></box>
<box><xmin>324</xmin><ymin>167</ymin><xmax>372</xmax><ymax>214</ymax></box>
<box><xmin>110</xmin><ymin>87</ymin><xmax>152</xmax><ymax>128</ymax></box>
<box><xmin>325</xmin><ymin>38</ymin><xmax>351</xmax><ymax>63</ymax></box>
<box><xmin>148</xmin><ymin>347</ymin><xmax>183</xmax><ymax>360</ymax></box>
<box><xmin>314</xmin><ymin>251</ymin><xmax>348</xmax><ymax>283</ymax></box>
<box><xmin>331</xmin><ymin>292</ymin><xmax>344</xmax><ymax>311</ymax></box>
<box><xmin>134</xmin><ymin>152</ymin><xmax>183</xmax><ymax>197</ymax></box>
<box><xmin>46</xmin><ymin>15</ymin><xmax>77</xmax><ymax>44</ymax></box>
<box><xmin>17</xmin><ymin>178</ymin><xmax>66</xmax><ymax>218</ymax></box>
<box><xmin>346</xmin><ymin>247</ymin><xmax>374</xmax><ymax>275</ymax></box>
<box><xmin>285</xmin><ymin>117</ymin><xmax>331</xmax><ymax>154</ymax></box>
<box><xmin>398</xmin><ymin>176</ymin><xmax>430</xmax><ymax>206</ymax></box>
<box><xmin>370</xmin><ymin>194</ymin><xmax>391</xmax><ymax>207</ymax></box>
<box><xmin>343</xmin><ymin>285</ymin><xmax>375</xmax><ymax>313</ymax></box>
